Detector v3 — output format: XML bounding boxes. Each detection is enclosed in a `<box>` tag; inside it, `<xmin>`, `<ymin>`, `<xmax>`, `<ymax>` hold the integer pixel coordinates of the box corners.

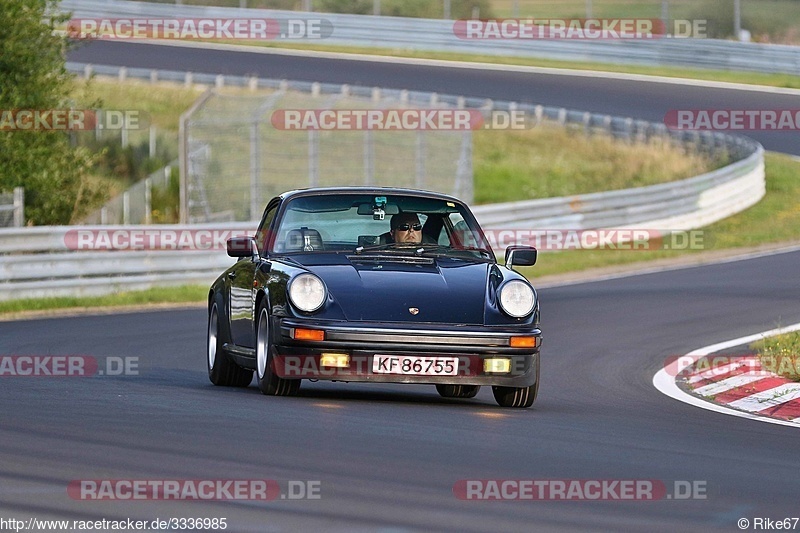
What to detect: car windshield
<box><xmin>270</xmin><ymin>193</ymin><xmax>493</xmax><ymax>260</ymax></box>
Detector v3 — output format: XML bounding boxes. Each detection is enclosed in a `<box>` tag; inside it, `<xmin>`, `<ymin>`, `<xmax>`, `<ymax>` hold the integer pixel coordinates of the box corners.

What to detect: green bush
<box><xmin>0</xmin><ymin>0</ymin><xmax>96</xmax><ymax>225</ymax></box>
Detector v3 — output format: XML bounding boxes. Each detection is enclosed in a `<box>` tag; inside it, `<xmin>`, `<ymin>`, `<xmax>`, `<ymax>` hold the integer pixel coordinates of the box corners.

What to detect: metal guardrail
<box><xmin>476</xmin><ymin>145</ymin><xmax>765</xmax><ymax>231</ymax></box>
<box><xmin>59</xmin><ymin>0</ymin><xmax>800</xmax><ymax>75</ymax></box>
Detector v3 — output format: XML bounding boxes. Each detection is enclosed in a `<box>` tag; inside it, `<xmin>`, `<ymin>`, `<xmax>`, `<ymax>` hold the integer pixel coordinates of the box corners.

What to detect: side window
<box><xmin>450</xmin><ymin>214</ymin><xmax>478</xmax><ymax>248</ymax></box>
<box><xmin>256</xmin><ymin>200</ymin><xmax>279</xmax><ymax>253</ymax></box>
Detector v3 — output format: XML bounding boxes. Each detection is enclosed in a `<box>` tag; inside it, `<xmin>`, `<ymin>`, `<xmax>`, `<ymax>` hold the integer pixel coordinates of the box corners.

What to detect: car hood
<box><xmin>299</xmin><ymin>254</ymin><xmax>490</xmax><ymax>324</ymax></box>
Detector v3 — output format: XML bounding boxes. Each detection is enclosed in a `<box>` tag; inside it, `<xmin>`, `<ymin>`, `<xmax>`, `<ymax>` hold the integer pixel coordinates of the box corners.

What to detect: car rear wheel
<box><xmin>436</xmin><ymin>384</ymin><xmax>480</xmax><ymax>399</ymax></box>
<box><xmin>256</xmin><ymin>305</ymin><xmax>301</xmax><ymax>396</ymax></box>
<box><xmin>208</xmin><ymin>303</ymin><xmax>253</xmax><ymax>387</ymax></box>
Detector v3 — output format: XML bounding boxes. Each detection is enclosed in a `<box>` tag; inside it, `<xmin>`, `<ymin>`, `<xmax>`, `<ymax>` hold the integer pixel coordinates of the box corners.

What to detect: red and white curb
<box><xmin>653</xmin><ymin>322</ymin><xmax>800</xmax><ymax>428</ymax></box>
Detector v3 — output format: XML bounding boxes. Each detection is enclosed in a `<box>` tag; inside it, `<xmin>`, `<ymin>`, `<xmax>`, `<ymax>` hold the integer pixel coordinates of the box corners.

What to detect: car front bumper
<box><xmin>271</xmin><ymin>318</ymin><xmax>541</xmax><ymax>387</ymax></box>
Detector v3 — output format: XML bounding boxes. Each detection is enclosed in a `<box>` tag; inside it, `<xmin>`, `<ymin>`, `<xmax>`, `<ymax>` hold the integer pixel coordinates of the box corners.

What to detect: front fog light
<box><xmin>484</xmin><ymin>358</ymin><xmax>511</xmax><ymax>373</ymax></box>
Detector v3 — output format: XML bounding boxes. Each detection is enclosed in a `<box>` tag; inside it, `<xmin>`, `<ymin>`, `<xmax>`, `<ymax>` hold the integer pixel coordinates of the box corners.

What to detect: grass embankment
<box><xmin>0</xmin><ymin>285</ymin><xmax>208</xmax><ymax>315</ymax></box>
<box><xmin>753</xmin><ymin>331</ymin><xmax>800</xmax><ymax>381</ymax></box>
<box><xmin>517</xmin><ymin>152</ymin><xmax>800</xmax><ymax>278</ymax></box>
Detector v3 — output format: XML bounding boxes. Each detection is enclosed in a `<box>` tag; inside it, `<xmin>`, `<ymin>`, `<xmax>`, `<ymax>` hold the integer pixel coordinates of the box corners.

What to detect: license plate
<box><xmin>372</xmin><ymin>355</ymin><xmax>459</xmax><ymax>376</ymax></box>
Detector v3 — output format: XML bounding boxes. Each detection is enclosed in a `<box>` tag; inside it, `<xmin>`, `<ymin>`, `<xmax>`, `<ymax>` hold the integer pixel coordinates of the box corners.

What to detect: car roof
<box><xmin>278</xmin><ymin>187</ymin><xmax>465</xmax><ymax>204</ymax></box>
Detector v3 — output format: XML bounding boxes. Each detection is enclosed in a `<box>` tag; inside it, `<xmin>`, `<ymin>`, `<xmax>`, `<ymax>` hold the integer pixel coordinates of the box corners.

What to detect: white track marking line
<box><xmin>653</xmin><ymin>322</ymin><xmax>800</xmax><ymax>429</ymax></box>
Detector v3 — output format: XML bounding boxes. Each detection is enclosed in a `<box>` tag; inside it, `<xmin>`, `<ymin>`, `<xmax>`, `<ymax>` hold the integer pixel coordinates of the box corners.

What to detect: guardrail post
<box><xmin>95</xmin><ymin>109</ymin><xmax>103</xmax><ymax>141</ymax></box>
<box><xmin>250</xmin><ymin>121</ymin><xmax>260</xmax><ymax>221</ymax></box>
<box><xmin>83</xmin><ymin>64</ymin><xmax>92</xmax><ymax>79</ymax></box>
<box><xmin>145</xmin><ymin>178</ymin><xmax>152</xmax><ymax>225</ymax></box>
<box><xmin>121</xmin><ymin>125</ymin><xmax>129</xmax><ymax>148</ymax></box>
<box><xmin>12</xmin><ymin>187</ymin><xmax>24</xmax><ymax>227</ymax></box>
<box><xmin>149</xmin><ymin>125</ymin><xmax>157</xmax><ymax>158</ymax></box>
<box><xmin>101</xmin><ymin>206</ymin><xmax>108</xmax><ymax>225</ymax></box>
<box><xmin>415</xmin><ymin>131</ymin><xmax>425</xmax><ymax>188</ymax></box>
<box><xmin>308</xmin><ymin>130</ymin><xmax>319</xmax><ymax>187</ymax></box>
<box><xmin>119</xmin><ymin>67</ymin><xmax>127</xmax><ymax>83</ymax></box>
<box><xmin>454</xmin><ymin>130</ymin><xmax>473</xmax><ymax>203</ymax></box>
<box><xmin>624</xmin><ymin>117</ymin><xmax>634</xmax><ymax>142</ymax></box>
<box><xmin>443</xmin><ymin>0</ymin><xmax>451</xmax><ymax>19</ymax></box>
<box><xmin>123</xmin><ymin>191</ymin><xmax>130</xmax><ymax>225</ymax></box>
<box><xmin>311</xmin><ymin>82</ymin><xmax>321</xmax><ymax>98</ymax></box>
<box><xmin>185</xmin><ymin>72</ymin><xmax>193</xmax><ymax>87</ymax></box>
<box><xmin>215</xmin><ymin>75</ymin><xmax>224</xmax><ymax>89</ymax></box>
<box><xmin>249</xmin><ymin>76</ymin><xmax>258</xmax><ymax>91</ymax></box>
<box><xmin>364</xmin><ymin>130</ymin><xmax>374</xmax><ymax>185</ymax></box>
<box><xmin>557</xmin><ymin>108</ymin><xmax>567</xmax><ymax>125</ymax></box>
<box><xmin>150</xmin><ymin>70</ymin><xmax>158</xmax><ymax>84</ymax></box>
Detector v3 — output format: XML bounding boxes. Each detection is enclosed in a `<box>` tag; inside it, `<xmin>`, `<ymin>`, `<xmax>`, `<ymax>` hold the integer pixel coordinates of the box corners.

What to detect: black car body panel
<box><xmin>208</xmin><ymin>187</ymin><xmax>542</xmax><ymax>405</ymax></box>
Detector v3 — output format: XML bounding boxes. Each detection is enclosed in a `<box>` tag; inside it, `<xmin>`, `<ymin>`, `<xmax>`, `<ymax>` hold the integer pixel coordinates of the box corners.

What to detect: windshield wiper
<box><xmin>355</xmin><ymin>242</ymin><xmax>416</xmax><ymax>253</ymax></box>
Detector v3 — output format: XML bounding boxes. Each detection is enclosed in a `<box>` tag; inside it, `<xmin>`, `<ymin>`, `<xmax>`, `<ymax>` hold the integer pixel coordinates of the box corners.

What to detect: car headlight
<box><xmin>498</xmin><ymin>280</ymin><xmax>535</xmax><ymax>318</ymax></box>
<box><xmin>288</xmin><ymin>273</ymin><xmax>327</xmax><ymax>312</ymax></box>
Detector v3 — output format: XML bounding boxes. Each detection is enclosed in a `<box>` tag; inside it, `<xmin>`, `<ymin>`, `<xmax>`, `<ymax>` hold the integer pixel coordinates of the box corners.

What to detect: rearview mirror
<box><xmin>356</xmin><ymin>203</ymin><xmax>400</xmax><ymax>216</ymax></box>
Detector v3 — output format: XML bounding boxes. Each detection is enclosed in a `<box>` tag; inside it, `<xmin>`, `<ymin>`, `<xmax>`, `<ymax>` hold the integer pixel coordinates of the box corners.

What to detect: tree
<box><xmin>0</xmin><ymin>0</ymin><xmax>94</xmax><ymax>225</ymax></box>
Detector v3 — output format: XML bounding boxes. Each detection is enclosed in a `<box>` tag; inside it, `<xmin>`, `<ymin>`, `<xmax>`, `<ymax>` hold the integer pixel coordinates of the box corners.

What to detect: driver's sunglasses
<box><xmin>397</xmin><ymin>223</ymin><xmax>422</xmax><ymax>231</ymax></box>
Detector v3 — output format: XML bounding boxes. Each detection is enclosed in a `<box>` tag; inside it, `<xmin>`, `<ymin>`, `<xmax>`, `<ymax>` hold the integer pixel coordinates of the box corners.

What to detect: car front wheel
<box><xmin>256</xmin><ymin>305</ymin><xmax>301</xmax><ymax>396</ymax></box>
<box><xmin>492</xmin><ymin>384</ymin><xmax>536</xmax><ymax>408</ymax></box>
<box><xmin>436</xmin><ymin>384</ymin><xmax>480</xmax><ymax>399</ymax></box>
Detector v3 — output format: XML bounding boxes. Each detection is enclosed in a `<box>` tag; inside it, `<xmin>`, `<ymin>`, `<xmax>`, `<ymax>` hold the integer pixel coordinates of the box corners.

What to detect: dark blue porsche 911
<box><xmin>207</xmin><ymin>187</ymin><xmax>541</xmax><ymax>407</ymax></box>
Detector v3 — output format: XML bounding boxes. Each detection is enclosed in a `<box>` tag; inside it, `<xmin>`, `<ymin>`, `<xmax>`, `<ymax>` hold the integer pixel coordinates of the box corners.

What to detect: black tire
<box><xmin>493</xmin><ymin>356</ymin><xmax>539</xmax><ymax>408</ymax></box>
<box><xmin>255</xmin><ymin>305</ymin><xmax>301</xmax><ymax>396</ymax></box>
<box><xmin>436</xmin><ymin>384</ymin><xmax>480</xmax><ymax>399</ymax></box>
<box><xmin>208</xmin><ymin>302</ymin><xmax>253</xmax><ymax>387</ymax></box>
<box><xmin>492</xmin><ymin>384</ymin><xmax>536</xmax><ymax>408</ymax></box>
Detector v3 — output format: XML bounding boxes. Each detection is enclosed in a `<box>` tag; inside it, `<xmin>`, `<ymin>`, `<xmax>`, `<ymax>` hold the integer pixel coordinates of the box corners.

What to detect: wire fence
<box><xmin>83</xmin><ymin>164</ymin><xmax>177</xmax><ymax>225</ymax></box>
<box><xmin>182</xmin><ymin>85</ymin><xmax>472</xmax><ymax>223</ymax></box>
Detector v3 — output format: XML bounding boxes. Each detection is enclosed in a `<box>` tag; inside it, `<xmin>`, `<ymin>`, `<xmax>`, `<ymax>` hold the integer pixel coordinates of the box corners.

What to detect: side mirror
<box><xmin>505</xmin><ymin>246</ymin><xmax>537</xmax><ymax>270</ymax></box>
<box><xmin>227</xmin><ymin>236</ymin><xmax>258</xmax><ymax>258</ymax></box>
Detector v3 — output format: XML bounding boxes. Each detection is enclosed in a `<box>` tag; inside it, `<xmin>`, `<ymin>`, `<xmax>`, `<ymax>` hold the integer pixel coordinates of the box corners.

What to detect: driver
<box><xmin>389</xmin><ymin>212</ymin><xmax>423</xmax><ymax>244</ymax></box>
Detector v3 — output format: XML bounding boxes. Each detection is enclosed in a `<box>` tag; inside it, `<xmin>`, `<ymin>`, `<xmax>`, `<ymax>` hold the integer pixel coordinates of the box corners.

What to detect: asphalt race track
<box><xmin>0</xmin><ymin>40</ymin><xmax>795</xmax><ymax>531</ymax></box>
<box><xmin>66</xmin><ymin>40</ymin><xmax>800</xmax><ymax>156</ymax></box>
<box><xmin>2</xmin><ymin>249</ymin><xmax>800</xmax><ymax>531</ymax></box>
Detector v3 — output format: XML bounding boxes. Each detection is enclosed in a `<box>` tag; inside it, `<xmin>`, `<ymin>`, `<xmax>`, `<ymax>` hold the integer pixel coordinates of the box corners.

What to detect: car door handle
<box><xmin>228</xmin><ymin>272</ymin><xmax>236</xmax><ymax>279</ymax></box>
